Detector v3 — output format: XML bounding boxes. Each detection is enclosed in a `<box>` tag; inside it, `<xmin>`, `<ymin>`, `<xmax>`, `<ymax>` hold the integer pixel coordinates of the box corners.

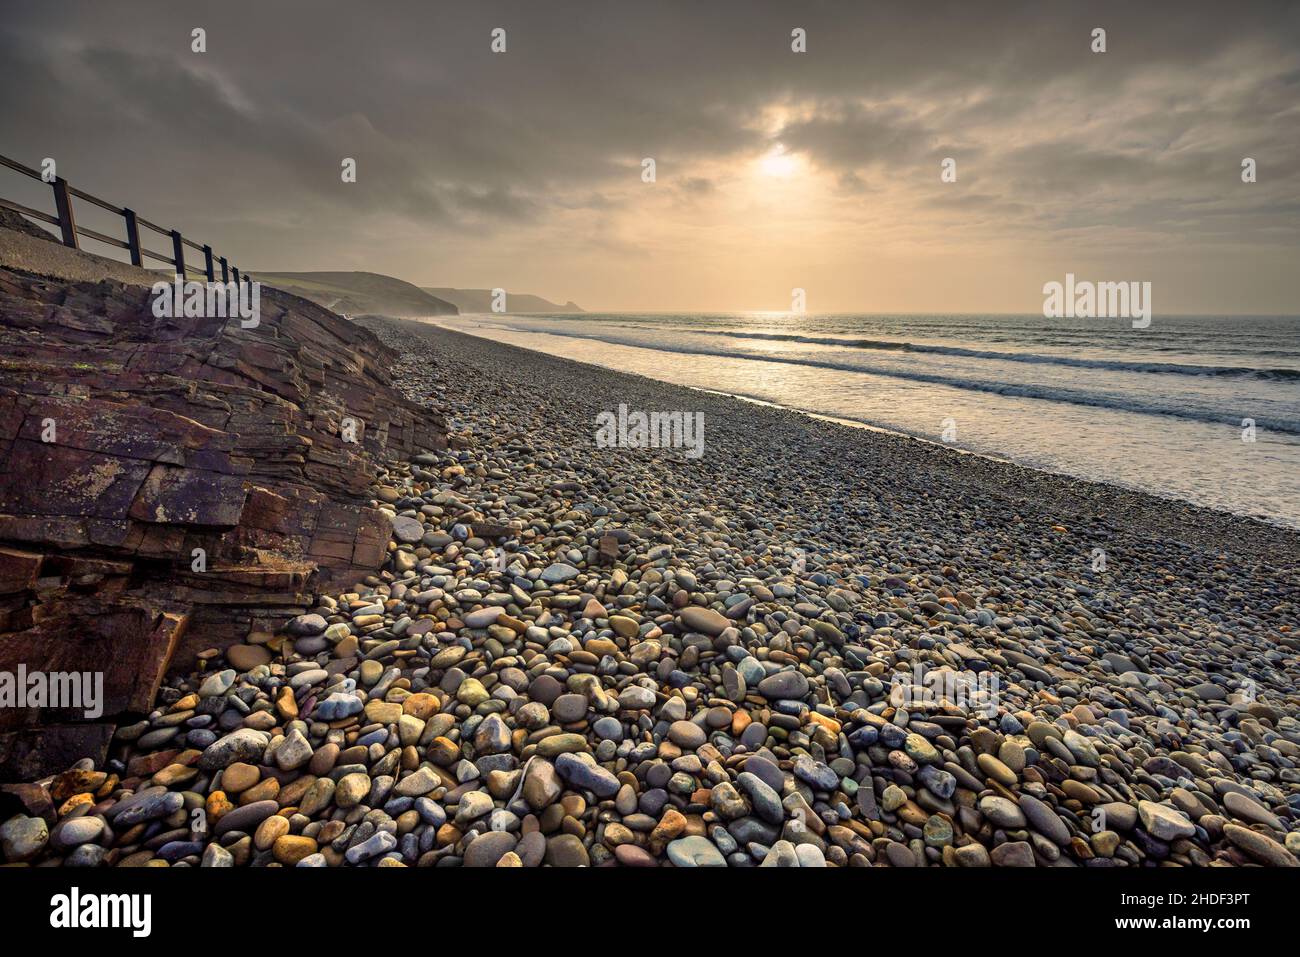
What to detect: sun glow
<box><xmin>757</xmin><ymin>145</ymin><xmax>800</xmax><ymax>178</ymax></box>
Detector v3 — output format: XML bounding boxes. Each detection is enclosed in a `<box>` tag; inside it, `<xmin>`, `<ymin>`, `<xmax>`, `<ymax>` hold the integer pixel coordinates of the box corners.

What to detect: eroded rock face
<box><xmin>0</xmin><ymin>239</ymin><xmax>446</xmax><ymax>778</ymax></box>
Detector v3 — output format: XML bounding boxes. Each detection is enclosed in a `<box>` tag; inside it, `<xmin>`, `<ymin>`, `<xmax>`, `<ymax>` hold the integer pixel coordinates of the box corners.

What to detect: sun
<box><xmin>757</xmin><ymin>145</ymin><xmax>800</xmax><ymax>178</ymax></box>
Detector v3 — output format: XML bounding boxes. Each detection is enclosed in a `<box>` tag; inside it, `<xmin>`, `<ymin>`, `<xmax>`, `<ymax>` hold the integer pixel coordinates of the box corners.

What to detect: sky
<box><xmin>1</xmin><ymin>0</ymin><xmax>1298</xmax><ymax>314</ymax></box>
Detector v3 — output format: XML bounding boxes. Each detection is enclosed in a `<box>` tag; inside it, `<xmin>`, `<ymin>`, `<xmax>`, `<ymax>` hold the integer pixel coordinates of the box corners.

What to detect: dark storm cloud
<box><xmin>0</xmin><ymin>0</ymin><xmax>1298</xmax><ymax>280</ymax></box>
<box><xmin>778</xmin><ymin>102</ymin><xmax>935</xmax><ymax>170</ymax></box>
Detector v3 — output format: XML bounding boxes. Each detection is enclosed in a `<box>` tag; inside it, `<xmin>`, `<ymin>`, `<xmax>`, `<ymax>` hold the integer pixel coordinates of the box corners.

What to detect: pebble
<box><xmin>1018</xmin><ymin>794</ymin><xmax>1070</xmax><ymax>846</ymax></box>
<box><xmin>555</xmin><ymin>752</ymin><xmax>620</xmax><ymax>797</ymax></box>
<box><xmin>1223</xmin><ymin>791</ymin><xmax>1282</xmax><ymax>830</ymax></box>
<box><xmin>990</xmin><ymin>841</ymin><xmax>1036</xmax><ymax>867</ymax></box>
<box><xmin>464</xmin><ymin>831</ymin><xmax>519</xmax><ymax>867</ymax></box>
<box><xmin>50</xmin><ymin>816</ymin><xmax>103</xmax><ymax>851</ymax></box>
<box><xmin>1138</xmin><ymin>800</ymin><xmax>1196</xmax><ymax>841</ymax></box>
<box><xmin>667</xmin><ymin>835</ymin><xmax>727</xmax><ymax>867</ymax></box>
<box><xmin>345</xmin><ymin>830</ymin><xmax>398</xmax><ymax>865</ymax></box>
<box><xmin>1223</xmin><ymin>824</ymin><xmax>1298</xmax><ymax>867</ymax></box>
<box><xmin>756</xmin><ymin>671</ymin><xmax>809</xmax><ymax>701</ymax></box>
<box><xmin>979</xmin><ymin>796</ymin><xmax>1026</xmax><ymax>829</ymax></box>
<box><xmin>0</xmin><ymin>815</ymin><xmax>48</xmax><ymax>862</ymax></box>
<box><xmin>199</xmin><ymin>729</ymin><xmax>269</xmax><ymax>770</ymax></box>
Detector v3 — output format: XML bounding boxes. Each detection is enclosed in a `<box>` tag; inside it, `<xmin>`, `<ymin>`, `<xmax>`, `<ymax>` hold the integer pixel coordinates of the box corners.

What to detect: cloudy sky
<box><xmin>1</xmin><ymin>0</ymin><xmax>1298</xmax><ymax>313</ymax></box>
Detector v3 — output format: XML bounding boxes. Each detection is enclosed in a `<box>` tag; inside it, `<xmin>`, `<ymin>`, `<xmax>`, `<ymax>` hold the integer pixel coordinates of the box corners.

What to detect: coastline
<box><xmin>404</xmin><ymin>317</ymin><xmax>1300</xmax><ymax>564</ymax></box>
<box><xmin>427</xmin><ymin>314</ymin><xmax>1300</xmax><ymax>535</ymax></box>
<box><xmin>4</xmin><ymin>304</ymin><xmax>1297</xmax><ymax>870</ymax></box>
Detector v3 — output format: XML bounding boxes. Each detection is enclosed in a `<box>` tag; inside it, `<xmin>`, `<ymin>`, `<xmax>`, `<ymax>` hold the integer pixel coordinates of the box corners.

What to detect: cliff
<box><xmin>252</xmin><ymin>271</ymin><xmax>458</xmax><ymax>317</ymax></box>
<box><xmin>0</xmin><ymin>213</ymin><xmax>447</xmax><ymax>779</ymax></box>
<box><xmin>423</xmin><ymin>287</ymin><xmax>583</xmax><ymax>313</ymax></box>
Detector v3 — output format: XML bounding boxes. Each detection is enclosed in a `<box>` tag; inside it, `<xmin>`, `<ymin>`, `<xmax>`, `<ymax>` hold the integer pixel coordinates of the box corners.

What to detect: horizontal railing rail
<box><xmin>0</xmin><ymin>152</ymin><xmax>249</xmax><ymax>285</ymax></box>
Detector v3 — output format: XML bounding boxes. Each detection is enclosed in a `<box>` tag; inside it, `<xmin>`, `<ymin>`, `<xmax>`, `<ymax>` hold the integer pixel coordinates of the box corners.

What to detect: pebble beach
<box><xmin>4</xmin><ymin>315</ymin><xmax>1298</xmax><ymax>869</ymax></box>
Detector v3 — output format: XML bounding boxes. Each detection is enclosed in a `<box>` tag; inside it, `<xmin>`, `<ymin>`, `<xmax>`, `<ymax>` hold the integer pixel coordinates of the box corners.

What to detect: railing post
<box><xmin>220</xmin><ymin>257</ymin><xmax>229</xmax><ymax>282</ymax></box>
<box><xmin>122</xmin><ymin>208</ymin><xmax>142</xmax><ymax>266</ymax></box>
<box><xmin>232</xmin><ymin>266</ymin><xmax>240</xmax><ymax>286</ymax></box>
<box><xmin>51</xmin><ymin>177</ymin><xmax>78</xmax><ymax>248</ymax></box>
<box><xmin>170</xmin><ymin>230</ymin><xmax>185</xmax><ymax>276</ymax></box>
<box><xmin>203</xmin><ymin>245</ymin><xmax>215</xmax><ymax>282</ymax></box>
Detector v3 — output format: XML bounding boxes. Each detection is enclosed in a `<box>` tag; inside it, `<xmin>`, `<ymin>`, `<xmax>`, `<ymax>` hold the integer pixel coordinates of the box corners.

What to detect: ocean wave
<box><xmin>689</xmin><ymin>330</ymin><xmax>1300</xmax><ymax>380</ymax></box>
<box><xmin>476</xmin><ymin>323</ymin><xmax>1300</xmax><ymax>434</ymax></box>
<box><xmin>503</xmin><ymin>316</ymin><xmax>1300</xmax><ymax>370</ymax></box>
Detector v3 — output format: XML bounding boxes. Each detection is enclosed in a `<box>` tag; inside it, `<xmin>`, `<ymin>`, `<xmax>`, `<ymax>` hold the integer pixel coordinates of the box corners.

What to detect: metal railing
<box><xmin>0</xmin><ymin>152</ymin><xmax>250</xmax><ymax>285</ymax></box>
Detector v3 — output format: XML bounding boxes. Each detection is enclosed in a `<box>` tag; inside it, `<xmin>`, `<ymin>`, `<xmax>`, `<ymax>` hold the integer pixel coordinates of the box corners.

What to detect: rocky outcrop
<box><xmin>0</xmin><ymin>223</ymin><xmax>446</xmax><ymax>778</ymax></box>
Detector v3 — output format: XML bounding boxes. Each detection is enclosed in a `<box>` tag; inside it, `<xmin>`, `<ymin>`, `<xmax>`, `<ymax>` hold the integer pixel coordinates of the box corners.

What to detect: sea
<box><xmin>430</xmin><ymin>312</ymin><xmax>1300</xmax><ymax>529</ymax></box>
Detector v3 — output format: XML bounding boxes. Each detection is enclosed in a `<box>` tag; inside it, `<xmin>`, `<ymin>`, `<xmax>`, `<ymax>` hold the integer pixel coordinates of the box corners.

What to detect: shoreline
<box><xmin>427</xmin><ymin>315</ymin><xmax>1300</xmax><ymax>537</ymax></box>
<box><xmin>410</xmin><ymin>317</ymin><xmax>1300</xmax><ymax>564</ymax></box>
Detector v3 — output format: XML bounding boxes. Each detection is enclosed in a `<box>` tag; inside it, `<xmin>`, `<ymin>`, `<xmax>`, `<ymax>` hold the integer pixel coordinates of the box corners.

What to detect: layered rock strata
<box><xmin>0</xmin><ymin>217</ymin><xmax>446</xmax><ymax>778</ymax></box>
